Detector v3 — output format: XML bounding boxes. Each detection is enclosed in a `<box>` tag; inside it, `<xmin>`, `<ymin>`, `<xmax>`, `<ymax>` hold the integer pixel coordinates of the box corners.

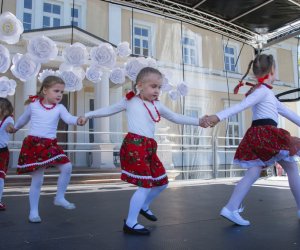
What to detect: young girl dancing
<box><xmin>202</xmin><ymin>54</ymin><xmax>300</xmax><ymax>226</ymax></box>
<box><xmin>85</xmin><ymin>67</ymin><xmax>202</xmax><ymax>235</ymax></box>
<box><xmin>0</xmin><ymin>98</ymin><xmax>14</xmax><ymax>210</ymax></box>
<box><xmin>11</xmin><ymin>76</ymin><xmax>85</xmax><ymax>223</ymax></box>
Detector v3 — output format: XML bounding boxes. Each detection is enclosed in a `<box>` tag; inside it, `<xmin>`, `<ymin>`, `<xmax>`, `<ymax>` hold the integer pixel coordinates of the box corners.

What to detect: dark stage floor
<box><xmin>0</xmin><ymin>180</ymin><xmax>299</xmax><ymax>250</ymax></box>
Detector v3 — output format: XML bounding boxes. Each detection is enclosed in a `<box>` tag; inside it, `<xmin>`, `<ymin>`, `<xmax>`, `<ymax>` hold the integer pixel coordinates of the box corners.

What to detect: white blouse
<box><xmin>85</xmin><ymin>96</ymin><xmax>200</xmax><ymax>139</ymax></box>
<box><xmin>216</xmin><ymin>85</ymin><xmax>300</xmax><ymax>126</ymax></box>
<box><xmin>0</xmin><ymin>116</ymin><xmax>14</xmax><ymax>148</ymax></box>
<box><xmin>14</xmin><ymin>101</ymin><xmax>78</xmax><ymax>139</ymax></box>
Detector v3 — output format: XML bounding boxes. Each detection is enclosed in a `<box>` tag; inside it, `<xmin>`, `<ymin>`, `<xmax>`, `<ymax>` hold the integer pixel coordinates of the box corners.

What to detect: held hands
<box><xmin>199</xmin><ymin>115</ymin><xmax>220</xmax><ymax>128</ymax></box>
<box><xmin>77</xmin><ymin>116</ymin><xmax>88</xmax><ymax>126</ymax></box>
<box><xmin>6</xmin><ymin>124</ymin><xmax>17</xmax><ymax>133</ymax></box>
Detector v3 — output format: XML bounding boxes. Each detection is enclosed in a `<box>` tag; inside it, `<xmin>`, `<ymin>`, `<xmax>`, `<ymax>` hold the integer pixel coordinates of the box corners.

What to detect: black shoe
<box><xmin>123</xmin><ymin>221</ymin><xmax>150</xmax><ymax>235</ymax></box>
<box><xmin>140</xmin><ymin>209</ymin><xmax>158</xmax><ymax>221</ymax></box>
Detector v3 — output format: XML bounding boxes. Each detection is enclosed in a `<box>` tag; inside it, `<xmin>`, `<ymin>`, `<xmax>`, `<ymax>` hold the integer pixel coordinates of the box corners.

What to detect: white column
<box><xmin>23</xmin><ymin>76</ymin><xmax>37</xmax><ymax>102</ymax></box>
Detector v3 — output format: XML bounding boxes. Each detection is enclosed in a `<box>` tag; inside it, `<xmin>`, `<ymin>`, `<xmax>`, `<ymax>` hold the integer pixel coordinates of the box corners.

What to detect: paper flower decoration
<box><xmin>59</xmin><ymin>67</ymin><xmax>85</xmax><ymax>92</ymax></box>
<box><xmin>0</xmin><ymin>12</ymin><xmax>24</xmax><ymax>44</ymax></box>
<box><xmin>11</xmin><ymin>53</ymin><xmax>41</xmax><ymax>82</ymax></box>
<box><xmin>116</xmin><ymin>42</ymin><xmax>131</xmax><ymax>57</ymax></box>
<box><xmin>38</xmin><ymin>69</ymin><xmax>60</xmax><ymax>83</ymax></box>
<box><xmin>0</xmin><ymin>76</ymin><xmax>16</xmax><ymax>97</ymax></box>
<box><xmin>63</xmin><ymin>42</ymin><xmax>88</xmax><ymax>66</ymax></box>
<box><xmin>169</xmin><ymin>89</ymin><xmax>179</xmax><ymax>101</ymax></box>
<box><xmin>110</xmin><ymin>67</ymin><xmax>126</xmax><ymax>84</ymax></box>
<box><xmin>161</xmin><ymin>82</ymin><xmax>173</xmax><ymax>92</ymax></box>
<box><xmin>0</xmin><ymin>44</ymin><xmax>10</xmax><ymax>73</ymax></box>
<box><xmin>27</xmin><ymin>36</ymin><xmax>58</xmax><ymax>63</ymax></box>
<box><xmin>86</xmin><ymin>65</ymin><xmax>103</xmax><ymax>83</ymax></box>
<box><xmin>177</xmin><ymin>82</ymin><xmax>188</xmax><ymax>96</ymax></box>
<box><xmin>145</xmin><ymin>57</ymin><xmax>157</xmax><ymax>68</ymax></box>
<box><xmin>125</xmin><ymin>57</ymin><xmax>147</xmax><ymax>81</ymax></box>
<box><xmin>90</xmin><ymin>43</ymin><xmax>116</xmax><ymax>69</ymax></box>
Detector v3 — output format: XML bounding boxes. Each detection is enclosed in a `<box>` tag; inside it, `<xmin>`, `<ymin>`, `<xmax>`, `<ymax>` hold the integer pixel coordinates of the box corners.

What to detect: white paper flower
<box><xmin>27</xmin><ymin>36</ymin><xmax>58</xmax><ymax>63</ymax></box>
<box><xmin>11</xmin><ymin>53</ymin><xmax>41</xmax><ymax>82</ymax></box>
<box><xmin>116</xmin><ymin>42</ymin><xmax>131</xmax><ymax>57</ymax></box>
<box><xmin>125</xmin><ymin>57</ymin><xmax>147</xmax><ymax>81</ymax></box>
<box><xmin>161</xmin><ymin>82</ymin><xmax>173</xmax><ymax>92</ymax></box>
<box><xmin>110</xmin><ymin>67</ymin><xmax>126</xmax><ymax>84</ymax></box>
<box><xmin>0</xmin><ymin>12</ymin><xmax>24</xmax><ymax>44</ymax></box>
<box><xmin>63</xmin><ymin>42</ymin><xmax>88</xmax><ymax>66</ymax></box>
<box><xmin>177</xmin><ymin>82</ymin><xmax>188</xmax><ymax>96</ymax></box>
<box><xmin>38</xmin><ymin>69</ymin><xmax>60</xmax><ymax>83</ymax></box>
<box><xmin>0</xmin><ymin>77</ymin><xmax>16</xmax><ymax>97</ymax></box>
<box><xmin>86</xmin><ymin>65</ymin><xmax>103</xmax><ymax>83</ymax></box>
<box><xmin>169</xmin><ymin>90</ymin><xmax>179</xmax><ymax>101</ymax></box>
<box><xmin>0</xmin><ymin>44</ymin><xmax>10</xmax><ymax>73</ymax></box>
<box><xmin>145</xmin><ymin>57</ymin><xmax>157</xmax><ymax>68</ymax></box>
<box><xmin>90</xmin><ymin>43</ymin><xmax>116</xmax><ymax>69</ymax></box>
<box><xmin>59</xmin><ymin>67</ymin><xmax>85</xmax><ymax>92</ymax></box>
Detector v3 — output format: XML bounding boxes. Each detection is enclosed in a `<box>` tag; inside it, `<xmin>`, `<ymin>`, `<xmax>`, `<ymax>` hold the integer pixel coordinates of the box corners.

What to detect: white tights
<box><xmin>126</xmin><ymin>184</ymin><xmax>168</xmax><ymax>229</ymax></box>
<box><xmin>29</xmin><ymin>163</ymin><xmax>72</xmax><ymax>217</ymax></box>
<box><xmin>225</xmin><ymin>161</ymin><xmax>300</xmax><ymax>211</ymax></box>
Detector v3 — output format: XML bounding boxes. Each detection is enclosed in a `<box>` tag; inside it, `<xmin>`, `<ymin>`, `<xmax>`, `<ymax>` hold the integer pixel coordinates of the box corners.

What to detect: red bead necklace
<box><xmin>39</xmin><ymin>98</ymin><xmax>56</xmax><ymax>110</ymax></box>
<box><xmin>139</xmin><ymin>96</ymin><xmax>161</xmax><ymax>123</ymax></box>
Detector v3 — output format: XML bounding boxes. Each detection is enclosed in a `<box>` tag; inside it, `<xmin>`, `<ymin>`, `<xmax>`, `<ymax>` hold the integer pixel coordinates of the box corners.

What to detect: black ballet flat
<box><xmin>140</xmin><ymin>209</ymin><xmax>158</xmax><ymax>221</ymax></box>
<box><xmin>123</xmin><ymin>220</ymin><xmax>150</xmax><ymax>235</ymax></box>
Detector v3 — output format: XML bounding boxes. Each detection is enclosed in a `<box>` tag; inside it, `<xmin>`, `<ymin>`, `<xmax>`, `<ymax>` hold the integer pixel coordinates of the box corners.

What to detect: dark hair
<box><xmin>133</xmin><ymin>67</ymin><xmax>163</xmax><ymax>93</ymax></box>
<box><xmin>24</xmin><ymin>75</ymin><xmax>65</xmax><ymax>105</ymax></box>
<box><xmin>240</xmin><ymin>54</ymin><xmax>275</xmax><ymax>82</ymax></box>
<box><xmin>0</xmin><ymin>97</ymin><xmax>13</xmax><ymax>118</ymax></box>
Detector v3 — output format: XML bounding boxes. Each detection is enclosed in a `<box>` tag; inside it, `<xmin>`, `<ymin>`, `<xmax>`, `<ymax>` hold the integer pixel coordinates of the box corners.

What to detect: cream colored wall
<box><xmin>277</xmin><ymin>48</ymin><xmax>294</xmax><ymax>83</ymax></box>
<box><xmin>2</xmin><ymin>0</ymin><xmax>16</xmax><ymax>13</ymax></box>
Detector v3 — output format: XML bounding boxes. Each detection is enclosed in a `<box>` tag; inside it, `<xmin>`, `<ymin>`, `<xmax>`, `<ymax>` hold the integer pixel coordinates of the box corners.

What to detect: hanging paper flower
<box><xmin>27</xmin><ymin>36</ymin><xmax>58</xmax><ymax>63</ymax></box>
<box><xmin>145</xmin><ymin>57</ymin><xmax>157</xmax><ymax>68</ymax></box>
<box><xmin>177</xmin><ymin>82</ymin><xmax>188</xmax><ymax>96</ymax></box>
<box><xmin>11</xmin><ymin>53</ymin><xmax>41</xmax><ymax>82</ymax></box>
<box><xmin>110</xmin><ymin>67</ymin><xmax>126</xmax><ymax>84</ymax></box>
<box><xmin>38</xmin><ymin>69</ymin><xmax>60</xmax><ymax>83</ymax></box>
<box><xmin>63</xmin><ymin>42</ymin><xmax>88</xmax><ymax>66</ymax></box>
<box><xmin>90</xmin><ymin>43</ymin><xmax>116</xmax><ymax>69</ymax></box>
<box><xmin>0</xmin><ymin>12</ymin><xmax>24</xmax><ymax>44</ymax></box>
<box><xmin>125</xmin><ymin>57</ymin><xmax>147</xmax><ymax>81</ymax></box>
<box><xmin>116</xmin><ymin>42</ymin><xmax>131</xmax><ymax>57</ymax></box>
<box><xmin>0</xmin><ymin>44</ymin><xmax>10</xmax><ymax>73</ymax></box>
<box><xmin>0</xmin><ymin>76</ymin><xmax>16</xmax><ymax>97</ymax></box>
<box><xmin>86</xmin><ymin>65</ymin><xmax>103</xmax><ymax>83</ymax></box>
<box><xmin>169</xmin><ymin>90</ymin><xmax>179</xmax><ymax>101</ymax></box>
<box><xmin>59</xmin><ymin>67</ymin><xmax>85</xmax><ymax>92</ymax></box>
<box><xmin>161</xmin><ymin>82</ymin><xmax>173</xmax><ymax>92</ymax></box>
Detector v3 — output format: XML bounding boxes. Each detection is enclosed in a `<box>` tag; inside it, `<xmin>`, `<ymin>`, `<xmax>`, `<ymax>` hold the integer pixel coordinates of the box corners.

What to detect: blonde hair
<box><xmin>0</xmin><ymin>97</ymin><xmax>13</xmax><ymax>118</ymax></box>
<box><xmin>24</xmin><ymin>76</ymin><xmax>65</xmax><ymax>105</ymax></box>
<box><xmin>133</xmin><ymin>67</ymin><xmax>163</xmax><ymax>94</ymax></box>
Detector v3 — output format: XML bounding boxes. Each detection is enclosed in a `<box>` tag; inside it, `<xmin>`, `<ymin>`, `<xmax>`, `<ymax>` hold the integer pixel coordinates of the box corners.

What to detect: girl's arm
<box><xmin>216</xmin><ymin>87</ymin><xmax>265</xmax><ymax>121</ymax></box>
<box><xmin>14</xmin><ymin>105</ymin><xmax>31</xmax><ymax>130</ymax></box>
<box><xmin>4</xmin><ymin>116</ymin><xmax>14</xmax><ymax>133</ymax></box>
<box><xmin>85</xmin><ymin>98</ymin><xmax>127</xmax><ymax>119</ymax></box>
<box><xmin>59</xmin><ymin>105</ymin><xmax>79</xmax><ymax>125</ymax></box>
<box><xmin>277</xmin><ymin>100</ymin><xmax>300</xmax><ymax>126</ymax></box>
<box><xmin>159</xmin><ymin>103</ymin><xmax>200</xmax><ymax>125</ymax></box>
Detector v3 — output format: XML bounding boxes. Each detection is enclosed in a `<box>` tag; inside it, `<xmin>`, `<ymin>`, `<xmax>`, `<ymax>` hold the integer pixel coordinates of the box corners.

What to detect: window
<box><xmin>133</xmin><ymin>25</ymin><xmax>151</xmax><ymax>57</ymax></box>
<box><xmin>224</xmin><ymin>46</ymin><xmax>236</xmax><ymax>72</ymax></box>
<box><xmin>43</xmin><ymin>2</ymin><xmax>62</xmax><ymax>28</ymax></box>
<box><xmin>184</xmin><ymin>109</ymin><xmax>201</xmax><ymax>145</ymax></box>
<box><xmin>23</xmin><ymin>0</ymin><xmax>33</xmax><ymax>30</ymax></box>
<box><xmin>226</xmin><ymin>113</ymin><xmax>242</xmax><ymax>146</ymax></box>
<box><xmin>183</xmin><ymin>36</ymin><xmax>197</xmax><ymax>65</ymax></box>
<box><xmin>70</xmin><ymin>7</ymin><xmax>79</xmax><ymax>26</ymax></box>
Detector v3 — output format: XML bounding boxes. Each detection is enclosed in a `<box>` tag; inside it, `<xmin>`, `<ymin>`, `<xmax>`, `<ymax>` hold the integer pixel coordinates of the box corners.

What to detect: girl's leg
<box><xmin>29</xmin><ymin>168</ymin><xmax>45</xmax><ymax>221</ymax></box>
<box><xmin>0</xmin><ymin>178</ymin><xmax>4</xmax><ymax>202</ymax></box>
<box><xmin>142</xmin><ymin>184</ymin><xmax>168</xmax><ymax>215</ymax></box>
<box><xmin>54</xmin><ymin>162</ymin><xmax>75</xmax><ymax>209</ymax></box>
<box><xmin>126</xmin><ymin>187</ymin><xmax>151</xmax><ymax>229</ymax></box>
<box><xmin>278</xmin><ymin>160</ymin><xmax>300</xmax><ymax>210</ymax></box>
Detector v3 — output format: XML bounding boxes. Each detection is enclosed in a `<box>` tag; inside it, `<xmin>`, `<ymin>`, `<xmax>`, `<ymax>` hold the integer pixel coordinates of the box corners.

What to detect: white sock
<box><xmin>126</xmin><ymin>187</ymin><xmax>151</xmax><ymax>229</ymax></box>
<box><xmin>225</xmin><ymin>166</ymin><xmax>261</xmax><ymax>211</ymax></box>
<box><xmin>142</xmin><ymin>184</ymin><xmax>168</xmax><ymax>215</ymax></box>
<box><xmin>279</xmin><ymin>160</ymin><xmax>300</xmax><ymax>210</ymax></box>
<box><xmin>55</xmin><ymin>163</ymin><xmax>73</xmax><ymax>205</ymax></box>
<box><xmin>29</xmin><ymin>168</ymin><xmax>45</xmax><ymax>218</ymax></box>
<box><xmin>0</xmin><ymin>178</ymin><xmax>4</xmax><ymax>202</ymax></box>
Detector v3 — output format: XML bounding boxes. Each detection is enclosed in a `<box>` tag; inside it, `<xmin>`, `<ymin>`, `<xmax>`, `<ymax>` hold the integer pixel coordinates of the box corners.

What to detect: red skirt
<box><xmin>17</xmin><ymin>135</ymin><xmax>70</xmax><ymax>174</ymax></box>
<box><xmin>120</xmin><ymin>132</ymin><xmax>168</xmax><ymax>188</ymax></box>
<box><xmin>234</xmin><ymin>125</ymin><xmax>300</xmax><ymax>168</ymax></box>
<box><xmin>0</xmin><ymin>147</ymin><xmax>9</xmax><ymax>179</ymax></box>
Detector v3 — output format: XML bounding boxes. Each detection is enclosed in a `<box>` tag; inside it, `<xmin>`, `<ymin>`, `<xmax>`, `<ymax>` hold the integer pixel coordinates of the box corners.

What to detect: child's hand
<box><xmin>200</xmin><ymin>115</ymin><xmax>220</xmax><ymax>128</ymax></box>
<box><xmin>77</xmin><ymin>116</ymin><xmax>88</xmax><ymax>126</ymax></box>
<box><xmin>6</xmin><ymin>124</ymin><xmax>17</xmax><ymax>133</ymax></box>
